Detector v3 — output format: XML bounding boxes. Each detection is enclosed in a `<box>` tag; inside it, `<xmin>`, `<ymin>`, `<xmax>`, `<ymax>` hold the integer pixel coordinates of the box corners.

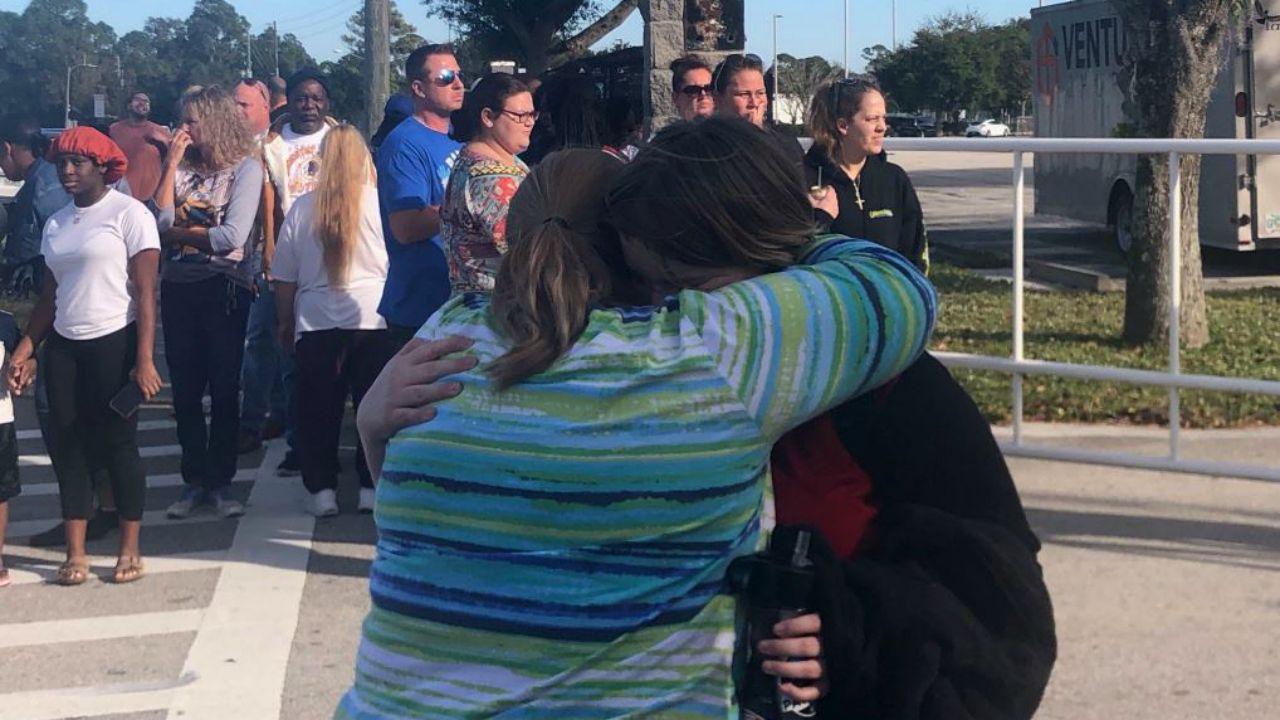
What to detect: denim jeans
<box><xmin>239</xmin><ymin>275</ymin><xmax>296</xmax><ymax>444</ymax></box>
<box><xmin>161</xmin><ymin>276</ymin><xmax>253</xmax><ymax>490</ymax></box>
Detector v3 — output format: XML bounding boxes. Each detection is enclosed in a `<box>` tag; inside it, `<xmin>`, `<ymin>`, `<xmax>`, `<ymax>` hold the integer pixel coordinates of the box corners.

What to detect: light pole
<box><xmin>64</xmin><ymin>60</ymin><xmax>98</xmax><ymax>128</ymax></box>
<box><xmin>843</xmin><ymin>0</ymin><xmax>849</xmax><ymax>77</ymax></box>
<box><xmin>771</xmin><ymin>14</ymin><xmax>782</xmax><ymax>125</ymax></box>
<box><xmin>893</xmin><ymin>0</ymin><xmax>898</xmax><ymax>50</ymax></box>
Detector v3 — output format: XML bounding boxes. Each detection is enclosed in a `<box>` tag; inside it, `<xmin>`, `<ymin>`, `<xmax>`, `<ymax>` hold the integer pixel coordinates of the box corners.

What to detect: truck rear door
<box><xmin>1249</xmin><ymin>8</ymin><xmax>1280</xmax><ymax>245</ymax></box>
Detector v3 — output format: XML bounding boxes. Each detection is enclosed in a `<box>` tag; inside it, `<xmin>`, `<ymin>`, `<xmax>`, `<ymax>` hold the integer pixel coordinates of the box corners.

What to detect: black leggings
<box><xmin>45</xmin><ymin>324</ymin><xmax>146</xmax><ymax>521</ymax></box>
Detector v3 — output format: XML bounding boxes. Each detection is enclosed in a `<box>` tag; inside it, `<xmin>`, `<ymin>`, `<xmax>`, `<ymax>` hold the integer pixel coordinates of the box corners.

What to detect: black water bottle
<box><xmin>739</xmin><ymin>527</ymin><xmax>819</xmax><ymax>720</ymax></box>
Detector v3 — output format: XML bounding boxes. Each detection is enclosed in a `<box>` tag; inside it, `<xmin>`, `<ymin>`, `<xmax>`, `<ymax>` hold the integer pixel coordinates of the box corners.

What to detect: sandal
<box><xmin>0</xmin><ymin>565</ymin><xmax>10</xmax><ymax>588</ymax></box>
<box><xmin>56</xmin><ymin>559</ymin><xmax>90</xmax><ymax>586</ymax></box>
<box><xmin>113</xmin><ymin>556</ymin><xmax>144</xmax><ymax>584</ymax></box>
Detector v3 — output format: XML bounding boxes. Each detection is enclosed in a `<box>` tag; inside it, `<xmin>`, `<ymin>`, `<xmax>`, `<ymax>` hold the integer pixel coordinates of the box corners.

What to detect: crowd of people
<box><xmin>0</xmin><ymin>41</ymin><xmax>1055</xmax><ymax>719</ymax></box>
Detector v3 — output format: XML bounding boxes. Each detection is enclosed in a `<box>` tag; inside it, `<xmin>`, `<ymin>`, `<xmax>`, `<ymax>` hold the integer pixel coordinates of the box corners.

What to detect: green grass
<box><xmin>930</xmin><ymin>263</ymin><xmax>1280</xmax><ymax>428</ymax></box>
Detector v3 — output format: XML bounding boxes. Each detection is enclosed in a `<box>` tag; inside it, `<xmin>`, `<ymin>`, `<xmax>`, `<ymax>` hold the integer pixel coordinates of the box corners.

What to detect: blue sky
<box><xmin>2</xmin><ymin>0</ymin><xmax>1034</xmax><ymax>70</ymax></box>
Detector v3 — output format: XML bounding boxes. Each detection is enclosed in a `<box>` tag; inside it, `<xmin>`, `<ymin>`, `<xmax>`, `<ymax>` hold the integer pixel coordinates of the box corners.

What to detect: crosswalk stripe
<box><xmin>20</xmin><ymin>444</ymin><xmax>182</xmax><ymax>467</ymax></box>
<box><xmin>19</xmin><ymin>469</ymin><xmax>256</xmax><ymax>498</ymax></box>
<box><xmin>0</xmin><ymin>681</ymin><xmax>186</xmax><ymax>720</ymax></box>
<box><xmin>2</xmin><ymin>550</ymin><xmax>230</xmax><ymax>587</ymax></box>
<box><xmin>0</xmin><ymin>609</ymin><xmax>204</xmax><ymax>649</ymax></box>
<box><xmin>8</xmin><ymin>508</ymin><xmax>238</xmax><ymax>539</ymax></box>
<box><xmin>168</xmin><ymin>441</ymin><xmax>314</xmax><ymax>719</ymax></box>
<box><xmin>16</xmin><ymin>419</ymin><xmax>176</xmax><ymax>441</ymax></box>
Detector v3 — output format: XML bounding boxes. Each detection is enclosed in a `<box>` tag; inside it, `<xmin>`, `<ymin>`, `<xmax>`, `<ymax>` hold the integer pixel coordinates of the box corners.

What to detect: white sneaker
<box><xmin>309</xmin><ymin>489</ymin><xmax>339</xmax><ymax>518</ymax></box>
<box><xmin>358</xmin><ymin>488</ymin><xmax>376</xmax><ymax>514</ymax></box>
<box><xmin>166</xmin><ymin>486</ymin><xmax>204</xmax><ymax>519</ymax></box>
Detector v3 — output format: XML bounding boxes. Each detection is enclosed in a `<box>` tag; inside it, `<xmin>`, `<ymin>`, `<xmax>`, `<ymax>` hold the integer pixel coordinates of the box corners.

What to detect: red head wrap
<box><xmin>47</xmin><ymin>126</ymin><xmax>129</xmax><ymax>185</ymax></box>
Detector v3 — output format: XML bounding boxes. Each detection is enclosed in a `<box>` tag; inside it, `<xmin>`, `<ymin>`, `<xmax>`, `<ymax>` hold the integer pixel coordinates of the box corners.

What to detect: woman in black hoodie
<box><xmin>806</xmin><ymin>77</ymin><xmax>929</xmax><ymax>272</ymax></box>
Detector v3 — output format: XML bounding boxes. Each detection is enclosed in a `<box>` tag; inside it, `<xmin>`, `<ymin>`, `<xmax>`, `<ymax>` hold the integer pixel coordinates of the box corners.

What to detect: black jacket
<box><xmin>806</xmin><ymin>144</ymin><xmax>929</xmax><ymax>271</ymax></box>
<box><xmin>804</xmin><ymin>355</ymin><xmax>1057</xmax><ymax>719</ymax></box>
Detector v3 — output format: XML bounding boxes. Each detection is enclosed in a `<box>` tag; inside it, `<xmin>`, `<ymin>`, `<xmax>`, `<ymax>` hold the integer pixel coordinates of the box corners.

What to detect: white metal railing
<box><xmin>884</xmin><ymin>137</ymin><xmax>1280</xmax><ymax>483</ymax></box>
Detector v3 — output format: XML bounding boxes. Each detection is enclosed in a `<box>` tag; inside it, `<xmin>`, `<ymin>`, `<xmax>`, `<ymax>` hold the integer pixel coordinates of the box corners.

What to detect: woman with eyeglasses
<box><xmin>440</xmin><ymin>73</ymin><xmax>535</xmax><ymax>293</ymax></box>
<box><xmin>806</xmin><ymin>77</ymin><xmax>929</xmax><ymax>271</ymax></box>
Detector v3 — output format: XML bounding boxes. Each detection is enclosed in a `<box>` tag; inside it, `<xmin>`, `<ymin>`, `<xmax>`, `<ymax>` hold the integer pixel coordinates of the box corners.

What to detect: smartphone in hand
<box><xmin>109</xmin><ymin>382</ymin><xmax>146</xmax><ymax>419</ymax></box>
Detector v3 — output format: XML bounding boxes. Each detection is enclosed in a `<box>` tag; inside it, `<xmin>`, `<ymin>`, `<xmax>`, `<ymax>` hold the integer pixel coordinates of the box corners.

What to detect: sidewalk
<box><xmin>1001</xmin><ymin>422</ymin><xmax>1280</xmax><ymax>720</ymax></box>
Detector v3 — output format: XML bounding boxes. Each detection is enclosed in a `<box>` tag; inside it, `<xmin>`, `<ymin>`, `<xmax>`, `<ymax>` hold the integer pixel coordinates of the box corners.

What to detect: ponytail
<box><xmin>487</xmin><ymin>149</ymin><xmax>628</xmax><ymax>390</ymax></box>
<box><xmin>488</xmin><ymin>219</ymin><xmax>596</xmax><ymax>389</ymax></box>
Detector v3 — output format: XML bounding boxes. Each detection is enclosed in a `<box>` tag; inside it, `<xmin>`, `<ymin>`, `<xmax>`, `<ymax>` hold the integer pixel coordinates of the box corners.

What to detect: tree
<box><xmin>774</xmin><ymin>54</ymin><xmax>842</xmax><ymax>125</ymax></box>
<box><xmin>865</xmin><ymin>12</ymin><xmax>1029</xmax><ymax>120</ymax></box>
<box><xmin>324</xmin><ymin>2</ymin><xmax>424</xmax><ymax>124</ymax></box>
<box><xmin>342</xmin><ymin>1</ymin><xmax>425</xmax><ymax>87</ymax></box>
<box><xmin>253</xmin><ymin>25</ymin><xmax>317</xmax><ymax>80</ymax></box>
<box><xmin>1115</xmin><ymin>1</ymin><xmax>1245</xmax><ymax>348</ymax></box>
<box><xmin>421</xmin><ymin>0</ymin><xmax>638</xmax><ymax>75</ymax></box>
<box><xmin>0</xmin><ymin>0</ymin><xmax>118</xmax><ymax>126</ymax></box>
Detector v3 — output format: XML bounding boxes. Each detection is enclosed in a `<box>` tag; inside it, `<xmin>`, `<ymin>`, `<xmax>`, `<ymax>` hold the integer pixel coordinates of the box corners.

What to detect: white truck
<box><xmin>1031</xmin><ymin>0</ymin><xmax>1280</xmax><ymax>253</ymax></box>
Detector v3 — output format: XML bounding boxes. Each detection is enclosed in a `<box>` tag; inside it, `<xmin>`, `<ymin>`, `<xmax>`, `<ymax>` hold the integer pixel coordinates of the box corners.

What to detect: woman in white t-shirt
<box><xmin>272</xmin><ymin>125</ymin><xmax>391</xmax><ymax>517</ymax></box>
<box><xmin>7</xmin><ymin>127</ymin><xmax>161</xmax><ymax>586</ymax></box>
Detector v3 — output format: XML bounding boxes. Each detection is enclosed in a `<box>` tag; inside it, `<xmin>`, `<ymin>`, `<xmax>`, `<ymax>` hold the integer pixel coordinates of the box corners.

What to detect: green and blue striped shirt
<box><xmin>338</xmin><ymin>236</ymin><xmax>936</xmax><ymax>718</ymax></box>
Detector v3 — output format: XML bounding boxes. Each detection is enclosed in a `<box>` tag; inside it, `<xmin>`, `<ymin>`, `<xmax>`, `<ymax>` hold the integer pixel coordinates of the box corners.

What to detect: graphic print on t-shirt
<box><xmin>286</xmin><ymin>142</ymin><xmax>323</xmax><ymax>199</ymax></box>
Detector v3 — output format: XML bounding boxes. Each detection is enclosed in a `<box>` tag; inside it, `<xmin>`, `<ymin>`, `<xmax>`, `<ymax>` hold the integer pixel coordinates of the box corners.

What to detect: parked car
<box><xmin>966</xmin><ymin>119</ymin><xmax>1012</xmax><ymax>137</ymax></box>
<box><xmin>885</xmin><ymin>113</ymin><xmax>927</xmax><ymax>137</ymax></box>
<box><xmin>914</xmin><ymin>115</ymin><xmax>939</xmax><ymax>137</ymax></box>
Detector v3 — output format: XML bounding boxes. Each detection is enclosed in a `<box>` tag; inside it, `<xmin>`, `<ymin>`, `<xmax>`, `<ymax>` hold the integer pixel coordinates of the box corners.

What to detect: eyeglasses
<box><xmin>679</xmin><ymin>84</ymin><xmax>714</xmax><ymax>98</ymax></box>
<box><xmin>427</xmin><ymin>68</ymin><xmax>464</xmax><ymax>87</ymax></box>
<box><xmin>711</xmin><ymin>53</ymin><xmax>764</xmax><ymax>92</ymax></box>
<box><xmin>500</xmin><ymin>109</ymin><xmax>539</xmax><ymax>125</ymax></box>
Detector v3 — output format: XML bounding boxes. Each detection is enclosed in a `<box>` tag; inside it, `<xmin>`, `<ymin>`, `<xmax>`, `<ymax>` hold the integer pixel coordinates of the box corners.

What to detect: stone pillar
<box><xmin>642</xmin><ymin>0</ymin><xmax>746</xmax><ymax>132</ymax></box>
<box><xmin>641</xmin><ymin>0</ymin><xmax>682</xmax><ymax>132</ymax></box>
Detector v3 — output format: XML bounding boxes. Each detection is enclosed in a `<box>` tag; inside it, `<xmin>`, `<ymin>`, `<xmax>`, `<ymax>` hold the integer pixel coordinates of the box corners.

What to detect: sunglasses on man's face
<box><xmin>680</xmin><ymin>84</ymin><xmax>713</xmax><ymax>98</ymax></box>
<box><xmin>428</xmin><ymin>68</ymin><xmax>464</xmax><ymax>87</ymax></box>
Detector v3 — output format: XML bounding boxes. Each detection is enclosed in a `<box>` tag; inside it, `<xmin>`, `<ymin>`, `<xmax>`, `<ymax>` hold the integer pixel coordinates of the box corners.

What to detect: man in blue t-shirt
<box><xmin>376</xmin><ymin>43</ymin><xmax>466</xmax><ymax>346</ymax></box>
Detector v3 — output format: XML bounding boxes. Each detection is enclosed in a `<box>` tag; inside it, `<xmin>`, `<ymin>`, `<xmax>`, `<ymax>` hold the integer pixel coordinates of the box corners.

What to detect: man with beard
<box><xmin>246</xmin><ymin>69</ymin><xmax>337</xmax><ymax>474</ymax></box>
<box><xmin>109</xmin><ymin>91</ymin><xmax>169</xmax><ymax>202</ymax></box>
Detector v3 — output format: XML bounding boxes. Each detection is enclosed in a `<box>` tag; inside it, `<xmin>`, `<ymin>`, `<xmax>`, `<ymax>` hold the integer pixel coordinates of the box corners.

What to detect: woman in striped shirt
<box><xmin>340</xmin><ymin>118</ymin><xmax>937</xmax><ymax>719</ymax></box>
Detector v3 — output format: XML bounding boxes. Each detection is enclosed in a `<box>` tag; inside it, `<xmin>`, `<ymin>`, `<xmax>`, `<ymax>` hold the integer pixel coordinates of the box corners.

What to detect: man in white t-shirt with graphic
<box><xmin>243</xmin><ymin>68</ymin><xmax>336</xmax><ymax>475</ymax></box>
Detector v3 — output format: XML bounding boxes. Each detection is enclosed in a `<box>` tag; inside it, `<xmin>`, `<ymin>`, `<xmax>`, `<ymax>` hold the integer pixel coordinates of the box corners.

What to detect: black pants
<box><xmin>386</xmin><ymin>323</ymin><xmax>418</xmax><ymax>351</ymax></box>
<box><xmin>294</xmin><ymin>329</ymin><xmax>394</xmax><ymax>493</ymax></box>
<box><xmin>161</xmin><ymin>277</ymin><xmax>253</xmax><ymax>490</ymax></box>
<box><xmin>45</xmin><ymin>325</ymin><xmax>146</xmax><ymax>521</ymax></box>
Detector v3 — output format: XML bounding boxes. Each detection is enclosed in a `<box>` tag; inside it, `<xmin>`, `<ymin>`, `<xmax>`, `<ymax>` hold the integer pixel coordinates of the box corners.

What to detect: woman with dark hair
<box><xmin>806</xmin><ymin>77</ymin><xmax>929</xmax><ymax>271</ymax></box>
<box><xmin>712</xmin><ymin>53</ymin><xmax>806</xmax><ymax>176</ymax></box>
<box><xmin>521</xmin><ymin>73</ymin><xmax>606</xmax><ymax>165</ymax></box>
<box><xmin>7</xmin><ymin>127</ymin><xmax>161</xmax><ymax>585</ymax></box>
<box><xmin>153</xmin><ymin>85</ymin><xmax>263</xmax><ymax>520</ymax></box>
<box><xmin>340</xmin><ymin>119</ymin><xmax>936</xmax><ymax>717</ymax></box>
<box><xmin>440</xmin><ymin>73</ymin><xmax>534</xmax><ymax>292</ymax></box>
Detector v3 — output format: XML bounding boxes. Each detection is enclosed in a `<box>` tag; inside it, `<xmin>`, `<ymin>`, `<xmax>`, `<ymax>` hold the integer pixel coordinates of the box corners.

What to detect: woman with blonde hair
<box><xmin>153</xmin><ymin>84</ymin><xmax>263</xmax><ymax>519</ymax></box>
<box><xmin>341</xmin><ymin>118</ymin><xmax>937</xmax><ymax>717</ymax></box>
<box><xmin>272</xmin><ymin>125</ymin><xmax>389</xmax><ymax>517</ymax></box>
